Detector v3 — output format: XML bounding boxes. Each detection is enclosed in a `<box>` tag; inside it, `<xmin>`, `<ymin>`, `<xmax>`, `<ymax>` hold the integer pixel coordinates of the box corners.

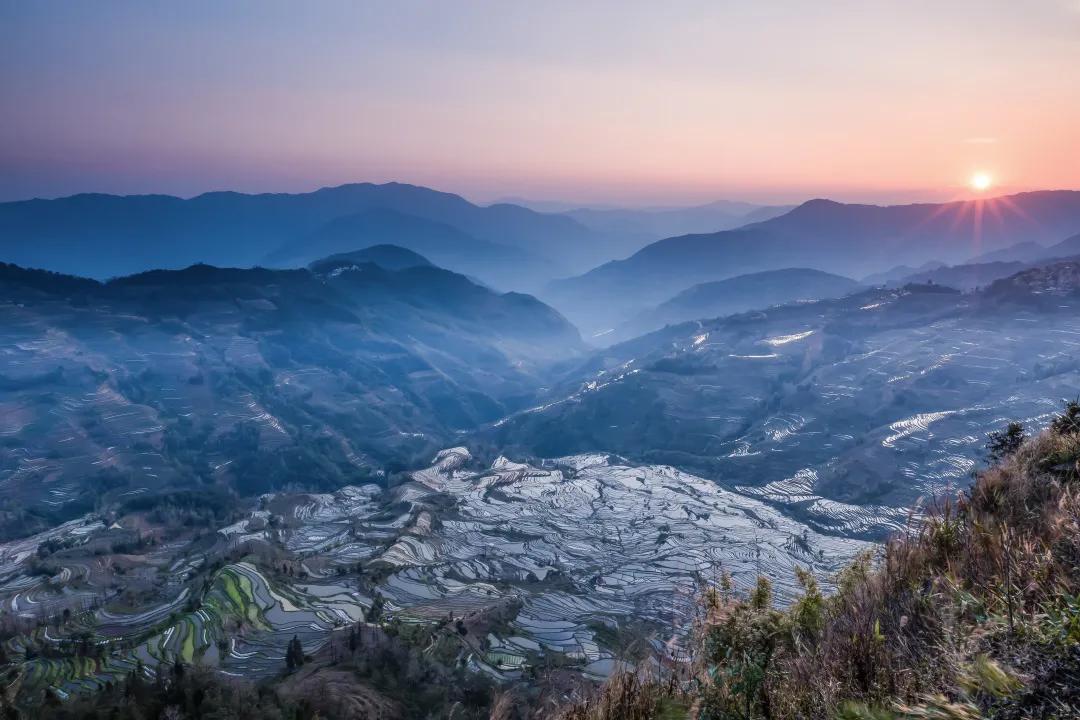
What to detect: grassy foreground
<box><xmin>557</xmin><ymin>406</ymin><xmax>1080</xmax><ymax>720</ymax></box>
<box><xmin>3</xmin><ymin>408</ymin><xmax>1076</xmax><ymax>719</ymax></box>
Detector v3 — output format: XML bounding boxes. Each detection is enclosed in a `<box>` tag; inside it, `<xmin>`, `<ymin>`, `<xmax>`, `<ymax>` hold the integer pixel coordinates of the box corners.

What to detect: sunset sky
<box><xmin>2</xmin><ymin>0</ymin><xmax>1079</xmax><ymax>206</ymax></box>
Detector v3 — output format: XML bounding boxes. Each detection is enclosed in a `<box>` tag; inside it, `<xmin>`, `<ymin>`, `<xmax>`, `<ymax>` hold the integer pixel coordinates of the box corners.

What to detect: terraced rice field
<box><xmin>3</xmin><ymin>556</ymin><xmax>369</xmax><ymax>695</ymax></box>
<box><xmin>496</xmin><ymin>296</ymin><xmax>1080</xmax><ymax>540</ymax></box>
<box><xmin>285</xmin><ymin>449</ymin><xmax>870</xmax><ymax>676</ymax></box>
<box><xmin>721</xmin><ymin>313</ymin><xmax>1080</xmax><ymax>535</ymax></box>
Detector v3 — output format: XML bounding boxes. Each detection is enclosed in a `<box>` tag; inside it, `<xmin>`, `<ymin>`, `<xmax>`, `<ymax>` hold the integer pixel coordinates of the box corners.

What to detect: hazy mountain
<box><xmin>874</xmin><ymin>235</ymin><xmax>1080</xmax><ymax>290</ymax></box>
<box><xmin>544</xmin><ymin>191</ymin><xmax>1080</xmax><ymax>333</ymax></box>
<box><xmin>738</xmin><ymin>203</ymin><xmax>801</xmax><ymax>224</ymax></box>
<box><xmin>1044</xmin><ymin>231</ymin><xmax>1080</xmax><ymax>259</ymax></box>
<box><xmin>984</xmin><ymin>258</ymin><xmax>1080</xmax><ymax>303</ymax></box>
<box><xmin>610</xmin><ymin>267</ymin><xmax>860</xmax><ymax>344</ymax></box>
<box><xmin>966</xmin><ymin>240</ymin><xmax>1049</xmax><ymax>264</ymax></box>
<box><xmin>895</xmin><ymin>260</ymin><xmax>1030</xmax><ymax>290</ymax></box>
<box><xmin>0</xmin><ymin>182</ymin><xmax>601</xmax><ymax>286</ymax></box>
<box><xmin>0</xmin><ymin>258</ymin><xmax>582</xmax><ymax>538</ymax></box>
<box><xmin>307</xmin><ymin>243</ymin><xmax>434</xmax><ymax>273</ymax></box>
<box><xmin>268</xmin><ymin>207</ymin><xmax>559</xmax><ymax>289</ymax></box>
<box><xmin>492</xmin><ymin>196</ymin><xmax>624</xmax><ymax>213</ymax></box>
<box><xmin>495</xmin><ymin>197</ymin><xmax>796</xmax><ymax>262</ymax></box>
<box><xmin>861</xmin><ymin>260</ymin><xmax>946</xmax><ymax>286</ymax></box>
<box><xmin>966</xmin><ymin>232</ymin><xmax>1080</xmax><ymax>265</ymax></box>
<box><xmin>562</xmin><ymin>200</ymin><xmax>794</xmax><ymax>252</ymax></box>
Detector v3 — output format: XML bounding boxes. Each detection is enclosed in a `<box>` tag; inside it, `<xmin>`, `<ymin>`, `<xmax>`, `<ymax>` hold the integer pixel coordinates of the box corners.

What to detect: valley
<box><xmin>2</xmin><ymin>249</ymin><xmax>1078</xmax><ymax>711</ymax></box>
<box><xmin>5</xmin><ymin>4</ymin><xmax>1080</xmax><ymax>715</ymax></box>
<box><xmin>1</xmin><ymin>194</ymin><xmax>1080</xmax><ymax>716</ymax></box>
<box><xmin>494</xmin><ymin>280</ymin><xmax>1080</xmax><ymax>536</ymax></box>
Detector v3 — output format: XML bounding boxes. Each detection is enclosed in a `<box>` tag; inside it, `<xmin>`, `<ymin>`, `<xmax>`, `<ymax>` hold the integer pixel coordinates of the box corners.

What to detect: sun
<box><xmin>970</xmin><ymin>172</ymin><xmax>993</xmax><ymax>192</ymax></box>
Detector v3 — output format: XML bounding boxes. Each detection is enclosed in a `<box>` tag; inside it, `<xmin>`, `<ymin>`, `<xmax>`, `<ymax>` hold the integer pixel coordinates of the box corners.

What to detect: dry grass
<box><xmin>556</xmin><ymin>671</ymin><xmax>689</xmax><ymax>720</ymax></box>
<box><xmin>550</xmin><ymin>411</ymin><xmax>1080</xmax><ymax>720</ymax></box>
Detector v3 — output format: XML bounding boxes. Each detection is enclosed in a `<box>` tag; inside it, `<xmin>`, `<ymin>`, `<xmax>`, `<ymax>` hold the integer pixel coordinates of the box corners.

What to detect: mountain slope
<box><xmin>562</xmin><ymin>201</ymin><xmax>794</xmax><ymax>254</ymax></box>
<box><xmin>307</xmin><ymin>244</ymin><xmax>434</xmax><ymax>273</ymax></box>
<box><xmin>874</xmin><ymin>243</ymin><xmax>1080</xmax><ymax>291</ymax></box>
<box><xmin>1045</xmin><ymin>231</ymin><xmax>1080</xmax><ymax>258</ymax></box>
<box><xmin>966</xmin><ymin>240</ymin><xmax>1049</xmax><ymax>264</ymax></box>
<box><xmin>0</xmin><ymin>258</ymin><xmax>582</xmax><ymax>539</ymax></box>
<box><xmin>898</xmin><ymin>260</ymin><xmax>1030</xmax><ymax>290</ymax></box>
<box><xmin>269</xmin><ymin>208</ymin><xmax>558</xmax><ymax>289</ymax></box>
<box><xmin>966</xmin><ymin>231</ymin><xmax>1080</xmax><ymax>265</ymax></box>
<box><xmin>861</xmin><ymin>260</ymin><xmax>946</xmax><ymax>286</ymax></box>
<box><xmin>0</xmin><ymin>182</ymin><xmax>599</xmax><ymax>285</ymax></box>
<box><xmin>544</xmin><ymin>191</ymin><xmax>1080</xmax><ymax>332</ymax></box>
<box><xmin>612</xmin><ymin>267</ymin><xmax>860</xmax><ymax>343</ymax></box>
<box><xmin>496</xmin><ymin>264</ymin><xmax>1080</xmax><ymax>537</ymax></box>
<box><xmin>983</xmin><ymin>258</ymin><xmax>1080</xmax><ymax>303</ymax></box>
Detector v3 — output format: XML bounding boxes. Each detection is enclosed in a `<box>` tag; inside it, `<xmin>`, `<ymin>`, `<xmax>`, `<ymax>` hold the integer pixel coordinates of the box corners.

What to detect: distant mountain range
<box><xmin>610</xmin><ymin>267</ymin><xmax>860</xmax><ymax>343</ymax></box>
<box><xmin>861</xmin><ymin>233</ymin><xmax>1080</xmax><ymax>291</ymax></box>
<box><xmin>0</xmin><ymin>183</ymin><xmax>609</xmax><ymax>290</ymax></box>
<box><xmin>894</xmin><ymin>260</ymin><xmax>1031</xmax><ymax>290</ymax></box>
<box><xmin>966</xmin><ymin>231</ymin><xmax>1080</xmax><ymax>265</ymax></box>
<box><xmin>966</xmin><ymin>241</ymin><xmax>1050</xmax><ymax>264</ymax></box>
<box><xmin>267</xmin><ymin>207</ymin><xmax>560</xmax><ymax>289</ymax></box>
<box><xmin>0</xmin><ymin>186</ymin><xmax>801</xmax><ymax>294</ymax></box>
<box><xmin>861</xmin><ymin>261</ymin><xmax>947</xmax><ymax>286</ymax></box>
<box><xmin>544</xmin><ymin>191</ymin><xmax>1080</xmax><ymax>332</ymax></box>
<box><xmin>559</xmin><ymin>200</ymin><xmax>794</xmax><ymax>249</ymax></box>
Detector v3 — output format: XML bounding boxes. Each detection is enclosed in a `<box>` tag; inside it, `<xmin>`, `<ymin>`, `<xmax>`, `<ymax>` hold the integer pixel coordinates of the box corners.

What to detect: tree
<box><xmin>285</xmin><ymin>635</ymin><xmax>304</xmax><ymax>671</ymax></box>
<box><xmin>1051</xmin><ymin>399</ymin><xmax>1080</xmax><ymax>436</ymax></box>
<box><xmin>987</xmin><ymin>421</ymin><xmax>1026</xmax><ymax>464</ymax></box>
<box><xmin>700</xmin><ymin>574</ymin><xmax>785</xmax><ymax>720</ymax></box>
<box><xmin>366</xmin><ymin>593</ymin><xmax>385</xmax><ymax>623</ymax></box>
<box><xmin>349</xmin><ymin>624</ymin><xmax>362</xmax><ymax>653</ymax></box>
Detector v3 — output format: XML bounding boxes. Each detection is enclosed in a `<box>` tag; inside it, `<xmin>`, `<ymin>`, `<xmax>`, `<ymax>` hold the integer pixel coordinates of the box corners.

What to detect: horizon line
<box><xmin>3</xmin><ymin>180</ymin><xmax>1078</xmax><ymax>212</ymax></box>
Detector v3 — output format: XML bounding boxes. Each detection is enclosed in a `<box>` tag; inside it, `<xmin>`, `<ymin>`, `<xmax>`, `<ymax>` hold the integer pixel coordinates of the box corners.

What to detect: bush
<box><xmin>986</xmin><ymin>421</ymin><xmax>1025</xmax><ymax>464</ymax></box>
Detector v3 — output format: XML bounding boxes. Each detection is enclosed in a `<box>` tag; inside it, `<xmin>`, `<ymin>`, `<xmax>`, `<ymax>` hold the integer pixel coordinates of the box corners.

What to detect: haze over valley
<box><xmin>2</xmin><ymin>2</ymin><xmax>1080</xmax><ymax>719</ymax></box>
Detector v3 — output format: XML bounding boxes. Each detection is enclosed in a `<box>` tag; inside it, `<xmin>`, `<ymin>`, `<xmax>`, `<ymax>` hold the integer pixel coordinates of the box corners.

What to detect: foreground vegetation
<box><xmin>560</xmin><ymin>404</ymin><xmax>1080</xmax><ymax>720</ymax></box>
<box><xmin>2</xmin><ymin>403</ymin><xmax>1076</xmax><ymax>719</ymax></box>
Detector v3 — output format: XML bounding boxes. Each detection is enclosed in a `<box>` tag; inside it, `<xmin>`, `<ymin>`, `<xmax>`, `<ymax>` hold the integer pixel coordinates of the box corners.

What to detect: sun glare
<box><xmin>970</xmin><ymin>172</ymin><xmax>993</xmax><ymax>192</ymax></box>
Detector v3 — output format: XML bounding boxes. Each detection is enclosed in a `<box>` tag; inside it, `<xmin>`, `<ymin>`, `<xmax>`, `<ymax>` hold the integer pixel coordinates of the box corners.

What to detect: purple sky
<box><xmin>2</xmin><ymin>1</ymin><xmax>1079</xmax><ymax>206</ymax></box>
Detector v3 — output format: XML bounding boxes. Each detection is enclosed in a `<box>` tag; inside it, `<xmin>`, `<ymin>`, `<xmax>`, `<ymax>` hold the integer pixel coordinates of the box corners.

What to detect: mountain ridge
<box><xmin>268</xmin><ymin>207</ymin><xmax>557</xmax><ymax>290</ymax></box>
<box><xmin>611</xmin><ymin>267</ymin><xmax>860</xmax><ymax>343</ymax></box>
<box><xmin>0</xmin><ymin>182</ymin><xmax>601</xmax><ymax>286</ymax></box>
<box><xmin>544</xmin><ymin>190</ymin><xmax>1080</xmax><ymax>332</ymax></box>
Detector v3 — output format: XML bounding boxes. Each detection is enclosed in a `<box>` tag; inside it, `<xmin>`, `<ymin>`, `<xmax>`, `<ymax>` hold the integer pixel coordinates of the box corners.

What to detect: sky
<box><xmin>1</xmin><ymin>1</ymin><xmax>1079</xmax><ymax>207</ymax></box>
